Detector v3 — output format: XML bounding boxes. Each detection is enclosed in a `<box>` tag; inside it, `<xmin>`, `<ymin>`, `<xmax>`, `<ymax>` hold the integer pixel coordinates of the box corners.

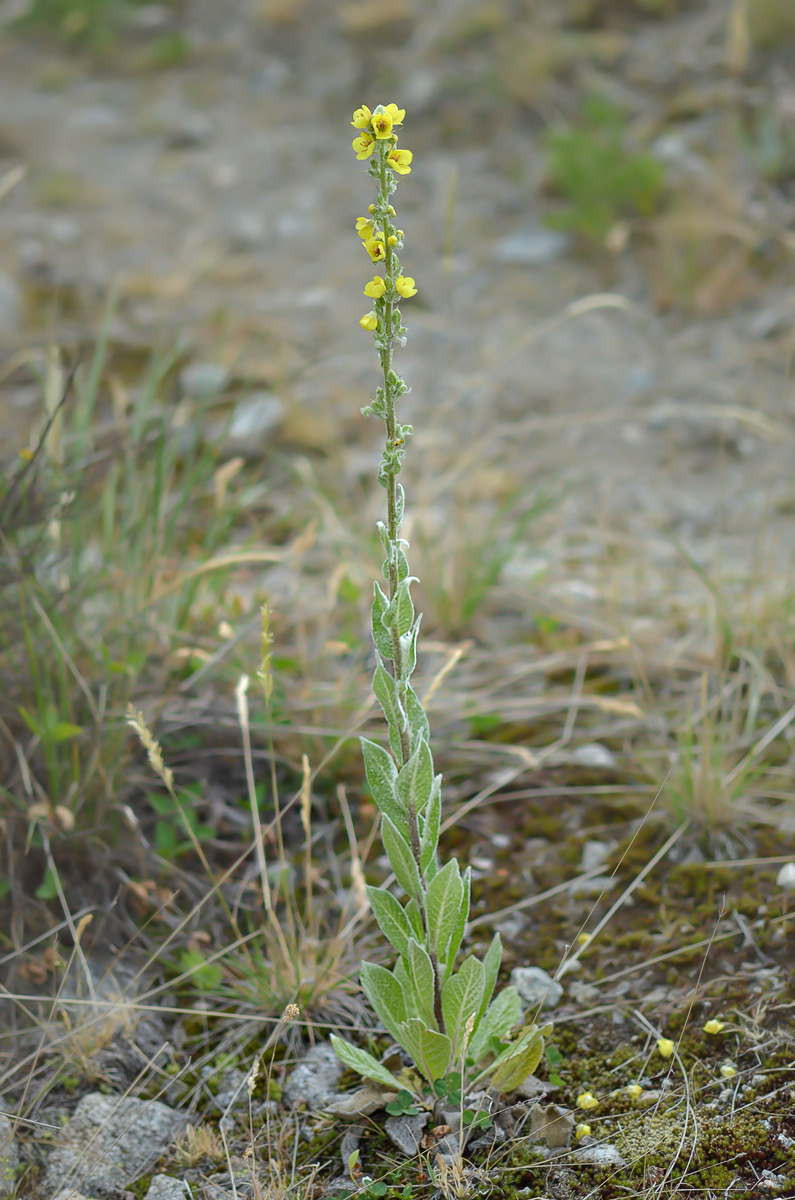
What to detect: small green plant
<box><xmin>543</xmin><ymin>94</ymin><xmax>665</xmax><ymax>241</ymax></box>
<box><xmin>146</xmin><ymin>783</ymin><xmax>214</xmax><ymax>861</ymax></box>
<box><xmin>330</xmin><ymin>104</ymin><xmax>548</xmax><ymax>1101</ymax></box>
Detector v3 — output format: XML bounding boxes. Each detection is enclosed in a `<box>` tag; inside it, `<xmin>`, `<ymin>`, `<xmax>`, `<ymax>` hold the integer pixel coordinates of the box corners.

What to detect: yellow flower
<box><xmin>359</xmin><ymin>312</ymin><xmax>378</xmax><ymax>331</ymax></box>
<box><xmin>395</xmin><ymin>276</ymin><xmax>417</xmax><ymax>298</ymax></box>
<box><xmin>387</xmin><ymin>148</ymin><xmax>413</xmax><ymax>175</ymax></box>
<box><xmin>657</xmin><ymin>1038</ymin><xmax>675</xmax><ymax>1059</ymax></box>
<box><xmin>704</xmin><ymin>1019</ymin><xmax>725</xmax><ymax>1035</ymax></box>
<box><xmin>576</xmin><ymin>933</ymin><xmax>592</xmax><ymax>947</ymax></box>
<box><xmin>720</xmin><ymin>1062</ymin><xmax>736</xmax><ymax>1079</ymax></box>
<box><xmin>576</xmin><ymin>1092</ymin><xmax>598</xmax><ymax>1110</ymax></box>
<box><xmin>388</xmin><ymin>236</ymin><xmax>399</xmax><ymax>246</ymax></box>
<box><xmin>352</xmin><ymin>133</ymin><xmax>375</xmax><ymax>159</ymax></box>
<box><xmin>351</xmin><ymin>105</ymin><xmax>372</xmax><ymax>129</ymax></box>
<box><xmin>575</xmin><ymin>1124</ymin><xmax>591</xmax><ymax>1140</ymax></box>
<box><xmin>356</xmin><ymin>217</ymin><xmax>375</xmax><ymax>240</ymax></box>
<box><xmin>364</xmin><ymin>276</ymin><xmax>387</xmax><ymax>299</ymax></box>
<box><xmin>383</xmin><ymin>103</ymin><xmax>405</xmax><ymax>127</ymax></box>
<box><xmin>626</xmin><ymin>1084</ymin><xmax>643</xmax><ymax>1100</ymax></box>
<box><xmin>363</xmin><ymin>235</ymin><xmax>386</xmax><ymax>263</ymax></box>
<box><xmin>371</xmin><ymin>111</ymin><xmax>393</xmax><ymax>139</ymax></box>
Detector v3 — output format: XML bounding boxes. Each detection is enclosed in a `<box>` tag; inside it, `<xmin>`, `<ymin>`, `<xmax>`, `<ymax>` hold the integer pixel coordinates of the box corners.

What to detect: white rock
<box><xmin>510</xmin><ymin>966</ymin><xmax>563</xmax><ymax>1010</ymax></box>
<box><xmin>571</xmin><ymin>744</ymin><xmax>617</xmax><ymax>770</ymax></box>
<box><xmin>580</xmin><ymin>839</ymin><xmax>614</xmax><ymax>872</ymax></box>
<box><xmin>284</xmin><ymin>1042</ymin><xmax>344</xmax><ymax>1109</ymax></box>
<box><xmin>145</xmin><ymin>1176</ymin><xmax>192</xmax><ymax>1199</ymax></box>
<box><xmin>574</xmin><ymin>1143</ymin><xmax>626</xmax><ymax>1167</ymax></box>
<box><xmin>179</xmin><ymin>361</ymin><xmax>230</xmax><ymax>398</ymax></box>
<box><xmin>41</xmin><ymin>1093</ymin><xmax>186</xmax><ymax>1197</ymax></box>
<box><xmin>776</xmin><ymin>862</ymin><xmax>795</xmax><ymax>891</ymax></box>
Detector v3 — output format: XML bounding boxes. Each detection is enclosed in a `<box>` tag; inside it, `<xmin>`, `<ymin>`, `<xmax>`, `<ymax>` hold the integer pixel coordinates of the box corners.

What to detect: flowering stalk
<box><xmin>332</xmin><ymin>104</ymin><xmax>548</xmax><ymax>1098</ymax></box>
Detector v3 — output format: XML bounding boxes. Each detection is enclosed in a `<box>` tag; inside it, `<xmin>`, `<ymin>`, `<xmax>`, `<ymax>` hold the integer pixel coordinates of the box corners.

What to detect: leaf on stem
<box><xmin>382</xmin><ymin>815</ymin><xmax>422</xmax><ymax>901</ymax></box>
<box><xmin>396</xmin><ymin>736</ymin><xmax>433</xmax><ymax>814</ymax></box>
<box><xmin>406</xmin><ymin>937</ymin><xmax>438</xmax><ymax>1029</ymax></box>
<box><xmin>361</xmin><ymin>962</ymin><xmax>408</xmax><ymax>1044</ymax></box>
<box><xmin>366</xmin><ymin>884</ymin><xmax>415</xmax><ymax>958</ymax></box>
<box><xmin>441</xmin><ymin>955</ymin><xmax>485</xmax><ymax>1060</ymax></box>
<box><xmin>330</xmin><ymin>1035</ymin><xmax>404</xmax><ymax>1091</ymax></box>
<box><xmin>360</xmin><ymin>738</ymin><xmax>408</xmax><ymax>838</ymax></box>
<box><xmin>425</xmin><ymin>858</ymin><xmax>463</xmax><ymax>959</ymax></box>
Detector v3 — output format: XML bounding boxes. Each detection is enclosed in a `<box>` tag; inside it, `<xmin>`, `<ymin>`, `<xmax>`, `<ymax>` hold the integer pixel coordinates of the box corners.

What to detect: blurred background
<box><xmin>2</xmin><ymin>0</ymin><xmax>795</xmax><ymax>1012</ymax></box>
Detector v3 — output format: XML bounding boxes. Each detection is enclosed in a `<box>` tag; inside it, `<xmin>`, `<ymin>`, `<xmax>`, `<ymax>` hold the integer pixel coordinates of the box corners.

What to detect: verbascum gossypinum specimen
<box><xmin>331</xmin><ymin>105</ymin><xmax>549</xmax><ymax>1097</ymax></box>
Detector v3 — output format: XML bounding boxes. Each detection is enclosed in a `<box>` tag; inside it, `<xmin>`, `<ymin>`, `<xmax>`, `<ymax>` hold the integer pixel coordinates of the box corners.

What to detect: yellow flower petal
<box><xmin>575</xmin><ymin>1124</ymin><xmax>591</xmax><ymax>1140</ymax></box>
<box><xmin>364</xmin><ymin>276</ymin><xmax>386</xmax><ymax>299</ymax></box>
<box><xmin>704</xmin><ymin>1019</ymin><xmax>725</xmax><ymax>1035</ymax></box>
<box><xmin>383</xmin><ymin>103</ymin><xmax>405</xmax><ymax>126</ymax></box>
<box><xmin>359</xmin><ymin>312</ymin><xmax>378</xmax><ymax>331</ymax></box>
<box><xmin>720</xmin><ymin>1062</ymin><xmax>736</xmax><ymax>1079</ymax></box>
<box><xmin>356</xmin><ymin>217</ymin><xmax>375</xmax><ymax>240</ymax></box>
<box><xmin>371</xmin><ymin>111</ymin><xmax>393</xmax><ymax>139</ymax></box>
<box><xmin>387</xmin><ymin>147</ymin><xmax>413</xmax><ymax>175</ymax></box>
<box><xmin>576</xmin><ymin>1092</ymin><xmax>599</xmax><ymax>1110</ymax></box>
<box><xmin>352</xmin><ymin>133</ymin><xmax>375</xmax><ymax>160</ymax></box>
<box><xmin>351</xmin><ymin>105</ymin><xmax>372</xmax><ymax>129</ymax></box>
<box><xmin>363</xmin><ymin>236</ymin><xmax>386</xmax><ymax>262</ymax></box>
<box><xmin>395</xmin><ymin>276</ymin><xmax>417</xmax><ymax>298</ymax></box>
<box><xmin>657</xmin><ymin>1038</ymin><xmax>675</xmax><ymax>1059</ymax></box>
<box><xmin>626</xmin><ymin>1084</ymin><xmax>643</xmax><ymax>1100</ymax></box>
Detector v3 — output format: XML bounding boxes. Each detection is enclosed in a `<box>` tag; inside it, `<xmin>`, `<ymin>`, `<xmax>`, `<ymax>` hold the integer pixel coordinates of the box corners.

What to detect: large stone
<box><xmin>284</xmin><ymin>1042</ymin><xmax>344</xmax><ymax>1110</ymax></box>
<box><xmin>145</xmin><ymin>1178</ymin><xmax>191</xmax><ymax>1200</ymax></box>
<box><xmin>0</xmin><ymin>1115</ymin><xmax>18</xmax><ymax>1198</ymax></box>
<box><xmin>510</xmin><ymin>966</ymin><xmax>564</xmax><ymax>1010</ymax></box>
<box><xmin>41</xmin><ymin>1093</ymin><xmax>186</xmax><ymax>1198</ymax></box>
<box><xmin>384</xmin><ymin>1112</ymin><xmax>429</xmax><ymax>1157</ymax></box>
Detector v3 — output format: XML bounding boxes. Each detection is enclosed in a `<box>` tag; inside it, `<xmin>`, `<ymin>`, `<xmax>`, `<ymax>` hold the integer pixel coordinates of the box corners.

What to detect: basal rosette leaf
<box><xmin>405</xmin><ymin>937</ymin><xmax>438</xmax><ymax>1029</ymax></box>
<box><xmin>478</xmin><ymin>1024</ymin><xmax>548</xmax><ymax>1093</ymax></box>
<box><xmin>330</xmin><ymin>1035</ymin><xmax>404</xmax><ymax>1092</ymax></box>
<box><xmin>441</xmin><ymin>954</ymin><xmax>485</xmax><ymax>1060</ymax></box>
<box><xmin>360</xmin><ymin>961</ymin><xmax>408</xmax><ymax>1044</ymax></box>
<box><xmin>397</xmin><ymin>1017</ymin><xmax>452</xmax><ymax>1085</ymax></box>
<box><xmin>466</xmin><ymin>984</ymin><xmax>523</xmax><ymax>1066</ymax></box>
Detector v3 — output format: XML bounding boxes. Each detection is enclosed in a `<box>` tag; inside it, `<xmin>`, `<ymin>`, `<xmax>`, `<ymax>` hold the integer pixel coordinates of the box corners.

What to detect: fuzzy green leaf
<box><xmin>467</xmin><ymin>985</ymin><xmax>523</xmax><ymax>1066</ymax></box>
<box><xmin>330</xmin><ymin>1035</ymin><xmax>403</xmax><ymax>1091</ymax></box>
<box><xmin>420</xmin><ymin>776</ymin><xmax>441</xmax><ymax>873</ymax></box>
<box><xmin>397</xmin><ymin>618</ymin><xmax>419</xmax><ymax>685</ymax></box>
<box><xmin>382</xmin><ymin>815</ymin><xmax>422</xmax><ymax>902</ymax></box>
<box><xmin>405</xmin><ymin>684</ymin><xmax>430</xmax><ymax>753</ymax></box>
<box><xmin>367</xmin><ymin>885</ymin><xmax>414</xmax><ymax>959</ymax></box>
<box><xmin>442</xmin><ymin>955</ymin><xmax>485</xmax><ymax>1059</ymax></box>
<box><xmin>396</xmin><ymin>737</ymin><xmax>433</xmax><ymax>816</ymax></box>
<box><xmin>397</xmin><ymin>1018</ymin><xmax>452</xmax><ymax>1085</ymax></box>
<box><xmin>371</xmin><ymin>584</ymin><xmax>395</xmax><ymax>661</ymax></box>
<box><xmin>425</xmin><ymin>859</ymin><xmax>463</xmax><ymax>959</ymax></box>
<box><xmin>478</xmin><ymin>933</ymin><xmax>503</xmax><ymax>1024</ymax></box>
<box><xmin>360</xmin><ymin>738</ymin><xmax>408</xmax><ymax>838</ymax></box>
<box><xmin>361</xmin><ymin>962</ymin><xmax>408</xmax><ymax>1044</ymax></box>
<box><xmin>406</xmin><ymin>937</ymin><xmax>438</xmax><ymax>1029</ymax></box>
<box><xmin>443</xmin><ymin>865</ymin><xmax>470</xmax><ymax>972</ymax></box>
<box><xmin>394</xmin><ymin>956</ymin><xmax>418</xmax><ymax>1019</ymax></box>
<box><xmin>405</xmin><ymin>898</ymin><xmax>424</xmax><ymax>941</ymax></box>
<box><xmin>372</xmin><ymin>654</ymin><xmax>407</xmax><ymax>745</ymax></box>
<box><xmin>382</xmin><ymin>576</ymin><xmax>417</xmax><ymax>638</ymax></box>
<box><xmin>481</xmin><ymin>1025</ymin><xmax>545</xmax><ymax>1093</ymax></box>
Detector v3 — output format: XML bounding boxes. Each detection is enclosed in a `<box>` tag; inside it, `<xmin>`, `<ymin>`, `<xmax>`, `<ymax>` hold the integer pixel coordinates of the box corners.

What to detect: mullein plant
<box><xmin>331</xmin><ymin>104</ymin><xmax>548</xmax><ymax>1101</ymax></box>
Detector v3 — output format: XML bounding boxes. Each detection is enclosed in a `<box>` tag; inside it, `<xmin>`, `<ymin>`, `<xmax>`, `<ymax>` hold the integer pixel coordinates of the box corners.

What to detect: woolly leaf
<box><xmin>405</xmin><ymin>684</ymin><xmax>430</xmax><ymax>752</ymax></box>
<box><xmin>441</xmin><ymin>955</ymin><xmax>485</xmax><ymax>1060</ymax></box>
<box><xmin>467</xmin><ymin>985</ymin><xmax>523</xmax><ymax>1066</ymax></box>
<box><xmin>397</xmin><ymin>1018</ymin><xmax>452</xmax><ymax>1085</ymax></box>
<box><xmin>425</xmin><ymin>859</ymin><xmax>462</xmax><ymax>959</ymax></box>
<box><xmin>371</xmin><ymin>583</ymin><xmax>394</xmax><ymax>661</ymax></box>
<box><xmin>443</xmin><ymin>865</ymin><xmax>470</xmax><ymax>972</ymax></box>
<box><xmin>406</xmin><ymin>937</ymin><xmax>438</xmax><ymax>1029</ymax></box>
<box><xmin>372</xmin><ymin>654</ymin><xmax>407</xmax><ymax>744</ymax></box>
<box><xmin>480</xmin><ymin>1025</ymin><xmax>546</xmax><ymax>1093</ymax></box>
<box><xmin>478</xmin><ymin>933</ymin><xmax>503</xmax><ymax>1025</ymax></box>
<box><xmin>367</xmin><ymin>885</ymin><xmax>414</xmax><ymax>959</ymax></box>
<box><xmin>382</xmin><ymin>815</ymin><xmax>421</xmax><ymax>902</ymax></box>
<box><xmin>405</xmin><ymin>897</ymin><xmax>424</xmax><ymax>942</ymax></box>
<box><xmin>330</xmin><ymin>1036</ymin><xmax>403</xmax><ymax>1091</ymax></box>
<box><xmin>360</xmin><ymin>738</ymin><xmax>408</xmax><ymax>838</ymax></box>
<box><xmin>382</xmin><ymin>576</ymin><xmax>417</xmax><ymax>638</ymax></box>
<box><xmin>420</xmin><ymin>776</ymin><xmax>441</xmax><ymax>873</ymax></box>
<box><xmin>396</xmin><ymin>737</ymin><xmax>433</xmax><ymax>816</ymax></box>
<box><xmin>361</xmin><ymin>962</ymin><xmax>407</xmax><ymax>1044</ymax></box>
